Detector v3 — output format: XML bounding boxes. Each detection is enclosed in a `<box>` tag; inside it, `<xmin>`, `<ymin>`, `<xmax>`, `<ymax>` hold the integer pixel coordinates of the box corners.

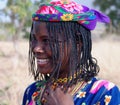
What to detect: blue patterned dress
<box><xmin>22</xmin><ymin>78</ymin><xmax>120</xmax><ymax>105</ymax></box>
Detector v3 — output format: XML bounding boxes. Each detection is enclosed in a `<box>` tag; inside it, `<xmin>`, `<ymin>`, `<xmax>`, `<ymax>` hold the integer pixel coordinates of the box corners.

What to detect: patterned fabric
<box><xmin>32</xmin><ymin>1</ymin><xmax>110</xmax><ymax>30</ymax></box>
<box><xmin>22</xmin><ymin>78</ymin><xmax>120</xmax><ymax>105</ymax></box>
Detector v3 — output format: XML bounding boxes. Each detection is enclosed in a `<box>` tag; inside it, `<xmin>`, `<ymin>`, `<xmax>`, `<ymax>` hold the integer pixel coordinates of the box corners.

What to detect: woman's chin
<box><xmin>37</xmin><ymin>62</ymin><xmax>53</xmax><ymax>74</ymax></box>
<box><xmin>37</xmin><ymin>67</ymin><xmax>53</xmax><ymax>74</ymax></box>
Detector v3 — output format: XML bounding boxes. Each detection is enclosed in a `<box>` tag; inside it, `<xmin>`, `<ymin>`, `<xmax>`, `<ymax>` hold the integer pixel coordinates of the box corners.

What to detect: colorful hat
<box><xmin>32</xmin><ymin>0</ymin><xmax>110</xmax><ymax>30</ymax></box>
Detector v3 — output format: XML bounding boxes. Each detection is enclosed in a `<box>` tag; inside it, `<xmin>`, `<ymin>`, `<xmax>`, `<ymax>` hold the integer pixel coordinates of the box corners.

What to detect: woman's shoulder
<box><xmin>90</xmin><ymin>78</ymin><xmax>120</xmax><ymax>104</ymax></box>
<box><xmin>22</xmin><ymin>81</ymin><xmax>44</xmax><ymax>105</ymax></box>
<box><xmin>84</xmin><ymin>77</ymin><xmax>120</xmax><ymax>96</ymax></box>
<box><xmin>74</xmin><ymin>77</ymin><xmax>120</xmax><ymax>105</ymax></box>
<box><xmin>24</xmin><ymin>80</ymin><xmax>46</xmax><ymax>93</ymax></box>
<box><xmin>89</xmin><ymin>77</ymin><xmax>117</xmax><ymax>94</ymax></box>
<box><xmin>24</xmin><ymin>81</ymin><xmax>40</xmax><ymax>93</ymax></box>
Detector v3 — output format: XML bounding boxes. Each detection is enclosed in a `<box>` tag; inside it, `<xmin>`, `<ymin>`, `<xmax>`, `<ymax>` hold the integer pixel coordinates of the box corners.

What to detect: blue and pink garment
<box><xmin>22</xmin><ymin>77</ymin><xmax>120</xmax><ymax>105</ymax></box>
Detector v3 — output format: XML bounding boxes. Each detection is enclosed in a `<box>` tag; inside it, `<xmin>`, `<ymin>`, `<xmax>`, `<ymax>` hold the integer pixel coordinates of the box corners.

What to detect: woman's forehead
<box><xmin>33</xmin><ymin>21</ymin><xmax>47</xmax><ymax>32</ymax></box>
<box><xmin>32</xmin><ymin>21</ymin><xmax>65</xmax><ymax>40</ymax></box>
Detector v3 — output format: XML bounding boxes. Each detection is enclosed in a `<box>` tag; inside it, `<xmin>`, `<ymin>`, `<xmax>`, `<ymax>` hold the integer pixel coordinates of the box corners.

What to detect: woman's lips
<box><xmin>37</xmin><ymin>59</ymin><xmax>49</xmax><ymax>66</ymax></box>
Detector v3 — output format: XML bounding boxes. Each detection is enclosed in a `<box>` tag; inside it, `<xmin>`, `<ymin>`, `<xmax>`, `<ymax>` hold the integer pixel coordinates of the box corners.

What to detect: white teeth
<box><xmin>37</xmin><ymin>59</ymin><xmax>49</xmax><ymax>64</ymax></box>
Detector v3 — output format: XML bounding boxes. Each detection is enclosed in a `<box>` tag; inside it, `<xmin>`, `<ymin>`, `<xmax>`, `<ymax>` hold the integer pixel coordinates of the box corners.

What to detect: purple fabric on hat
<box><xmin>82</xmin><ymin>5</ymin><xmax>89</xmax><ymax>12</ymax></box>
<box><xmin>81</xmin><ymin>19</ymin><xmax>97</xmax><ymax>30</ymax></box>
<box><xmin>91</xmin><ymin>9</ymin><xmax>110</xmax><ymax>23</ymax></box>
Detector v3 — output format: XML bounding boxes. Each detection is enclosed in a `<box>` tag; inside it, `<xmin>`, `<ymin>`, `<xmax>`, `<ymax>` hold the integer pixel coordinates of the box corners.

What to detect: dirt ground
<box><xmin>0</xmin><ymin>38</ymin><xmax>120</xmax><ymax>105</ymax></box>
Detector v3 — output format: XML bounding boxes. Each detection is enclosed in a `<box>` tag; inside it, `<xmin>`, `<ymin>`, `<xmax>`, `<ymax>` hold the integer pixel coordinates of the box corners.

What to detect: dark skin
<box><xmin>31</xmin><ymin>21</ymin><xmax>83</xmax><ymax>105</ymax></box>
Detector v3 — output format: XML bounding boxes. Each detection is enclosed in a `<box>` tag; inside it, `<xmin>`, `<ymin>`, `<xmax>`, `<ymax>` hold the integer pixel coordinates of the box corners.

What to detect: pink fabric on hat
<box><xmin>36</xmin><ymin>1</ymin><xmax>84</xmax><ymax>14</ymax></box>
<box><xmin>36</xmin><ymin>5</ymin><xmax>58</xmax><ymax>14</ymax></box>
<box><xmin>51</xmin><ymin>1</ymin><xmax>83</xmax><ymax>13</ymax></box>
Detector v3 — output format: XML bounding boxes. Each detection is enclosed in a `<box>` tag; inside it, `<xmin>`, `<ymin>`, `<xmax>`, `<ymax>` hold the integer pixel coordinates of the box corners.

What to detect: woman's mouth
<box><xmin>37</xmin><ymin>59</ymin><xmax>49</xmax><ymax>66</ymax></box>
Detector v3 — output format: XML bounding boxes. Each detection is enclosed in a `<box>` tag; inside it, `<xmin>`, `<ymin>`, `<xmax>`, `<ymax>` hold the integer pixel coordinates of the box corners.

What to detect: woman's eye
<box><xmin>43</xmin><ymin>39</ymin><xmax>49</xmax><ymax>43</ymax></box>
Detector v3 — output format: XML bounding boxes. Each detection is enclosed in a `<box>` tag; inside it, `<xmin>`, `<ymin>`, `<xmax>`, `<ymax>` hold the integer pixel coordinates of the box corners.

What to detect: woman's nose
<box><xmin>33</xmin><ymin>43</ymin><xmax>44</xmax><ymax>53</ymax></box>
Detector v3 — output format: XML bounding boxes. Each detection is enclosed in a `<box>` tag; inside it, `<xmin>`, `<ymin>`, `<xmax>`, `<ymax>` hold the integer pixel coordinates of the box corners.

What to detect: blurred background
<box><xmin>0</xmin><ymin>0</ymin><xmax>120</xmax><ymax>105</ymax></box>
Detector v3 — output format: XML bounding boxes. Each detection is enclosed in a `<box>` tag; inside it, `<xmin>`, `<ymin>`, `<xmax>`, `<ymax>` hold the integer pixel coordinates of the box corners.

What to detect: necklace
<box><xmin>34</xmin><ymin>77</ymin><xmax>86</xmax><ymax>105</ymax></box>
<box><xmin>50</xmin><ymin>77</ymin><xmax>86</xmax><ymax>90</ymax></box>
<box><xmin>69</xmin><ymin>81</ymin><xmax>86</xmax><ymax>96</ymax></box>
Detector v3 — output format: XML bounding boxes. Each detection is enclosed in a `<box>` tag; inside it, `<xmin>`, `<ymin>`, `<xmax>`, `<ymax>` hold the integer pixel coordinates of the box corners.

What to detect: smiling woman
<box><xmin>22</xmin><ymin>0</ymin><xmax>120</xmax><ymax>105</ymax></box>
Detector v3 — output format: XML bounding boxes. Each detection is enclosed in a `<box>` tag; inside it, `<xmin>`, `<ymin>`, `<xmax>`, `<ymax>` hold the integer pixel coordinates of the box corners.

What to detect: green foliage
<box><xmin>93</xmin><ymin>0</ymin><xmax>120</xmax><ymax>34</ymax></box>
<box><xmin>0</xmin><ymin>0</ymin><xmax>50</xmax><ymax>40</ymax></box>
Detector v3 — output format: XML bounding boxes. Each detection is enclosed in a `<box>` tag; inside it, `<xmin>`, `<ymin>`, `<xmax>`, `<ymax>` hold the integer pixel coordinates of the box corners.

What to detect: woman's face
<box><xmin>31</xmin><ymin>21</ymin><xmax>70</xmax><ymax>76</ymax></box>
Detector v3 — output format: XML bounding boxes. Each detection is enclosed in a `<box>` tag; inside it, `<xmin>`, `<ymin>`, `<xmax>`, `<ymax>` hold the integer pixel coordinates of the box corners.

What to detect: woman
<box><xmin>22</xmin><ymin>0</ymin><xmax>120</xmax><ymax>105</ymax></box>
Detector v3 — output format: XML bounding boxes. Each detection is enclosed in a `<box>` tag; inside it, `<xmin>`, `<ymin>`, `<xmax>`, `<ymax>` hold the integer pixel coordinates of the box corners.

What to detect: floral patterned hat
<box><xmin>32</xmin><ymin>0</ymin><xmax>110</xmax><ymax>30</ymax></box>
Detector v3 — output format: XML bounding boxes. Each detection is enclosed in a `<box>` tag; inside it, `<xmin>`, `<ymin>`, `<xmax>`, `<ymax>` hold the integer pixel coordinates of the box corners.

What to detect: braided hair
<box><xmin>29</xmin><ymin>21</ymin><xmax>100</xmax><ymax>87</ymax></box>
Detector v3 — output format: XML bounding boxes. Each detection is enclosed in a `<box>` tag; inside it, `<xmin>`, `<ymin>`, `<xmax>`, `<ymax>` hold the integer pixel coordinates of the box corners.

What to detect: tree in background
<box><xmin>0</xmin><ymin>0</ymin><xmax>50</xmax><ymax>40</ymax></box>
<box><xmin>93</xmin><ymin>0</ymin><xmax>120</xmax><ymax>34</ymax></box>
<box><xmin>0</xmin><ymin>0</ymin><xmax>49</xmax><ymax>53</ymax></box>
